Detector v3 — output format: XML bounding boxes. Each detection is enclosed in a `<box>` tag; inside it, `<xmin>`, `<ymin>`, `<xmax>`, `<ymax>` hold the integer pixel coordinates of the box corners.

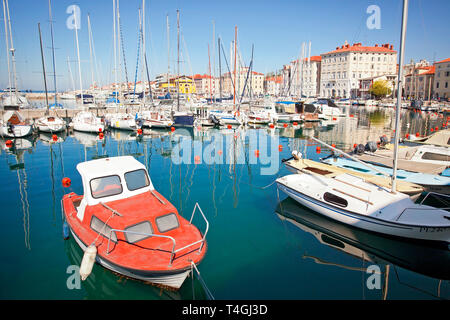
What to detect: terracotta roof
<box><xmin>291</xmin><ymin>55</ymin><xmax>322</xmax><ymax>64</ymax></box>
<box><xmin>435</xmin><ymin>58</ymin><xmax>450</xmax><ymax>64</ymax></box>
<box><xmin>421</xmin><ymin>66</ymin><xmax>435</xmax><ymax>75</ymax></box>
<box><xmin>193</xmin><ymin>74</ymin><xmax>214</xmax><ymax>80</ymax></box>
<box><xmin>322</xmin><ymin>43</ymin><xmax>396</xmax><ymax>55</ymax></box>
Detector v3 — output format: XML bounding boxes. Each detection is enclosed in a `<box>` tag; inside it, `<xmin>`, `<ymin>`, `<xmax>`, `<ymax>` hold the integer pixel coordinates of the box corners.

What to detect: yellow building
<box><xmin>173</xmin><ymin>76</ymin><xmax>196</xmax><ymax>94</ymax></box>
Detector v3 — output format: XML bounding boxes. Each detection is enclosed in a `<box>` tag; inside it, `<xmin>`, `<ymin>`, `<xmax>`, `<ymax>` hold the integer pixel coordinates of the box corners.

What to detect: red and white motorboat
<box><xmin>61</xmin><ymin>156</ymin><xmax>208</xmax><ymax>290</ymax></box>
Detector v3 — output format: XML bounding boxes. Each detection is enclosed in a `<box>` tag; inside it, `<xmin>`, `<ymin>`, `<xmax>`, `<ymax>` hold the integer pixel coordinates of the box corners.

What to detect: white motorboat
<box><xmin>0</xmin><ymin>110</ymin><xmax>33</xmax><ymax>138</ymax></box>
<box><xmin>311</xmin><ymin>98</ymin><xmax>345</xmax><ymax>118</ymax></box>
<box><xmin>140</xmin><ymin>110</ymin><xmax>173</xmax><ymax>128</ymax></box>
<box><xmin>105</xmin><ymin>113</ymin><xmax>139</xmax><ymax>131</ymax></box>
<box><xmin>209</xmin><ymin>110</ymin><xmax>242</xmax><ymax>126</ymax></box>
<box><xmin>276</xmin><ymin>172</ymin><xmax>450</xmax><ymax>245</ymax></box>
<box><xmin>35</xmin><ymin>115</ymin><xmax>66</xmax><ymax>133</ymax></box>
<box><xmin>71</xmin><ymin>111</ymin><xmax>104</xmax><ymax>133</ymax></box>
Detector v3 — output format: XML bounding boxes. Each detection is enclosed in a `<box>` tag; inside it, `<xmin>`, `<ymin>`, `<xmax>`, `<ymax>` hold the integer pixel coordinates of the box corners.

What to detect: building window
<box><xmin>446</xmin><ymin>82</ymin><xmax>448</xmax><ymax>88</ymax></box>
<box><xmin>436</xmin><ymin>82</ymin><xmax>439</xmax><ymax>88</ymax></box>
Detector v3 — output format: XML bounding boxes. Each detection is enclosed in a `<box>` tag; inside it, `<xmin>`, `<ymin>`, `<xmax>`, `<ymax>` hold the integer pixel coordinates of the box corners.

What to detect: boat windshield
<box><xmin>90</xmin><ymin>175</ymin><xmax>123</xmax><ymax>199</ymax></box>
<box><xmin>124</xmin><ymin>169</ymin><xmax>150</xmax><ymax>191</ymax></box>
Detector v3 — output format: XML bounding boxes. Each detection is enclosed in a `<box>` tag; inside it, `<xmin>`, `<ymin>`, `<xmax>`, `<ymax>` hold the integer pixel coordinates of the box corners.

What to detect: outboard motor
<box><xmin>379</xmin><ymin>135</ymin><xmax>389</xmax><ymax>147</ymax></box>
<box><xmin>365</xmin><ymin>141</ymin><xmax>378</xmax><ymax>153</ymax></box>
<box><xmin>209</xmin><ymin>114</ymin><xmax>220</xmax><ymax>126</ymax></box>
<box><xmin>354</xmin><ymin>144</ymin><xmax>365</xmax><ymax>155</ymax></box>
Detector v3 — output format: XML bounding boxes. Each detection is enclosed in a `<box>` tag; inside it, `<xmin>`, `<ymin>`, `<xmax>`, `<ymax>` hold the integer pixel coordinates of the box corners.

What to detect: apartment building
<box><xmin>193</xmin><ymin>74</ymin><xmax>220</xmax><ymax>97</ymax></box>
<box><xmin>289</xmin><ymin>56</ymin><xmax>322</xmax><ymax>97</ymax></box>
<box><xmin>264</xmin><ymin>75</ymin><xmax>282</xmax><ymax>96</ymax></box>
<box><xmin>221</xmin><ymin>67</ymin><xmax>265</xmax><ymax>97</ymax></box>
<box><xmin>320</xmin><ymin>41</ymin><xmax>397</xmax><ymax>99</ymax></box>
<box><xmin>434</xmin><ymin>58</ymin><xmax>450</xmax><ymax>99</ymax></box>
<box><xmin>404</xmin><ymin>66</ymin><xmax>435</xmax><ymax>100</ymax></box>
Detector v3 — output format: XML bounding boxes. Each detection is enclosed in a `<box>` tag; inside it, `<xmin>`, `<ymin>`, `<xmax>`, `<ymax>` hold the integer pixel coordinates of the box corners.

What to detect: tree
<box><xmin>369</xmin><ymin>80</ymin><xmax>392</xmax><ymax>99</ymax></box>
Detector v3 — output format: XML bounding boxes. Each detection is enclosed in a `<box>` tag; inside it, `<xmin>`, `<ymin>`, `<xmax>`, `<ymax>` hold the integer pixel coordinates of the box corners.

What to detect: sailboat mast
<box><xmin>113</xmin><ymin>0</ymin><xmax>117</xmax><ymax>101</ymax></box>
<box><xmin>38</xmin><ymin>23</ymin><xmax>49</xmax><ymax>113</ymax></box>
<box><xmin>177</xmin><ymin>9</ymin><xmax>180</xmax><ymax>112</ymax></box>
<box><xmin>2</xmin><ymin>0</ymin><xmax>12</xmax><ymax>97</ymax></box>
<box><xmin>73</xmin><ymin>8</ymin><xmax>83</xmax><ymax>101</ymax></box>
<box><xmin>233</xmin><ymin>26</ymin><xmax>237</xmax><ymax>110</ymax></box>
<box><xmin>218</xmin><ymin>37</ymin><xmax>222</xmax><ymax>101</ymax></box>
<box><xmin>48</xmin><ymin>0</ymin><xmax>57</xmax><ymax>106</ymax></box>
<box><xmin>5</xmin><ymin>0</ymin><xmax>17</xmax><ymax>98</ymax></box>
<box><xmin>392</xmin><ymin>0</ymin><xmax>409</xmax><ymax>193</ymax></box>
<box><xmin>87</xmin><ymin>14</ymin><xmax>95</xmax><ymax>90</ymax></box>
<box><xmin>166</xmin><ymin>14</ymin><xmax>170</xmax><ymax>94</ymax></box>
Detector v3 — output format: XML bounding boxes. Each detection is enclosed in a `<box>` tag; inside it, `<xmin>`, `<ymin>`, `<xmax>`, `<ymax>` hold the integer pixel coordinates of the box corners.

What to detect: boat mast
<box><xmin>177</xmin><ymin>9</ymin><xmax>180</xmax><ymax>112</ymax></box>
<box><xmin>233</xmin><ymin>26</ymin><xmax>237</xmax><ymax>110</ymax></box>
<box><xmin>392</xmin><ymin>0</ymin><xmax>409</xmax><ymax>193</ymax></box>
<box><xmin>2</xmin><ymin>0</ymin><xmax>12</xmax><ymax>98</ymax></box>
<box><xmin>208</xmin><ymin>44</ymin><xmax>213</xmax><ymax>102</ymax></box>
<box><xmin>166</xmin><ymin>14</ymin><xmax>170</xmax><ymax>96</ymax></box>
<box><xmin>38</xmin><ymin>23</ymin><xmax>50</xmax><ymax>114</ymax></box>
<box><xmin>113</xmin><ymin>0</ymin><xmax>117</xmax><ymax>102</ymax></box>
<box><xmin>73</xmin><ymin>7</ymin><xmax>83</xmax><ymax>102</ymax></box>
<box><xmin>5</xmin><ymin>0</ymin><xmax>17</xmax><ymax>98</ymax></box>
<box><xmin>87</xmin><ymin>14</ymin><xmax>96</xmax><ymax>90</ymax></box>
<box><xmin>218</xmin><ymin>37</ymin><xmax>222</xmax><ymax>101</ymax></box>
<box><xmin>67</xmin><ymin>56</ymin><xmax>75</xmax><ymax>93</ymax></box>
<box><xmin>48</xmin><ymin>0</ymin><xmax>57</xmax><ymax>106</ymax></box>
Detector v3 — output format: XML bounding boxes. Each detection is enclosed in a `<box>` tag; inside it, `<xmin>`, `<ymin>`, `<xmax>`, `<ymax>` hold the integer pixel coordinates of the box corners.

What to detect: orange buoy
<box><xmin>227</xmin><ymin>125</ymin><xmax>232</xmax><ymax>129</ymax></box>
<box><xmin>435</xmin><ymin>127</ymin><xmax>439</xmax><ymax>131</ymax></box>
<box><xmin>137</xmin><ymin>128</ymin><xmax>143</xmax><ymax>135</ymax></box>
<box><xmin>52</xmin><ymin>134</ymin><xmax>58</xmax><ymax>141</ymax></box>
<box><xmin>5</xmin><ymin>139</ymin><xmax>13</xmax><ymax>147</ymax></box>
<box><xmin>405</xmin><ymin>133</ymin><xmax>410</xmax><ymax>139</ymax></box>
<box><xmin>353</xmin><ymin>143</ymin><xmax>357</xmax><ymax>148</ymax></box>
<box><xmin>350</xmin><ymin>114</ymin><xmax>354</xmax><ymax>118</ymax></box>
<box><xmin>416</xmin><ymin>132</ymin><xmax>420</xmax><ymax>137</ymax></box>
<box><xmin>99</xmin><ymin>132</ymin><xmax>104</xmax><ymax>139</ymax></box>
<box><xmin>218</xmin><ymin>150</ymin><xmax>223</xmax><ymax>156</ymax></box>
<box><xmin>332</xmin><ymin>117</ymin><xmax>337</xmax><ymax>121</ymax></box>
<box><xmin>197</xmin><ymin>126</ymin><xmax>202</xmax><ymax>130</ymax></box>
<box><xmin>269</xmin><ymin>123</ymin><xmax>274</xmax><ymax>128</ymax></box>
<box><xmin>99</xmin><ymin>128</ymin><xmax>102</xmax><ymax>133</ymax></box>
<box><xmin>431</xmin><ymin>128</ymin><xmax>434</xmax><ymax>132</ymax></box>
<box><xmin>194</xmin><ymin>155</ymin><xmax>201</xmax><ymax>164</ymax></box>
<box><xmin>316</xmin><ymin>146</ymin><xmax>321</xmax><ymax>154</ymax></box>
<box><xmin>331</xmin><ymin>144</ymin><xmax>336</xmax><ymax>148</ymax></box>
<box><xmin>62</xmin><ymin>177</ymin><xmax>71</xmax><ymax>188</ymax></box>
<box><xmin>254</xmin><ymin>150</ymin><xmax>260</xmax><ymax>158</ymax></box>
<box><xmin>171</xmin><ymin>127</ymin><xmax>175</xmax><ymax>132</ymax></box>
<box><xmin>283</xmin><ymin>123</ymin><xmax>288</xmax><ymax>128</ymax></box>
<box><xmin>293</xmin><ymin>121</ymin><xmax>298</xmax><ymax>126</ymax></box>
<box><xmin>278</xmin><ymin>145</ymin><xmax>283</xmax><ymax>152</ymax></box>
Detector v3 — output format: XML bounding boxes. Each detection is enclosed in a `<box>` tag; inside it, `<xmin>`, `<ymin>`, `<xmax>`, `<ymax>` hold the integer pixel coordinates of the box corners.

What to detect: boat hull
<box><xmin>276</xmin><ymin>181</ymin><xmax>450</xmax><ymax>245</ymax></box>
<box><xmin>0</xmin><ymin>124</ymin><xmax>33</xmax><ymax>138</ymax></box>
<box><xmin>69</xmin><ymin>228</ymin><xmax>190</xmax><ymax>289</ymax></box>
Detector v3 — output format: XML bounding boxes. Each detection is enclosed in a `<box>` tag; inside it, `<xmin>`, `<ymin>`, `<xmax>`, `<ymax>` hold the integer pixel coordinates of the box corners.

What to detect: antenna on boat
<box><xmin>392</xmin><ymin>0</ymin><xmax>409</xmax><ymax>194</ymax></box>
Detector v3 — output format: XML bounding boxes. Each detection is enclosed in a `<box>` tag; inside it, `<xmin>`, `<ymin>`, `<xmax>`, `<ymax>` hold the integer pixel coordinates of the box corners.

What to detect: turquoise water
<box><xmin>1</xmin><ymin>107</ymin><xmax>449</xmax><ymax>300</ymax></box>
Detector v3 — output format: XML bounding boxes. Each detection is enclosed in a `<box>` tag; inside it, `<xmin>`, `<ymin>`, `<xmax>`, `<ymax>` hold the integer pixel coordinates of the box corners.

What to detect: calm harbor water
<box><xmin>1</xmin><ymin>106</ymin><xmax>449</xmax><ymax>300</ymax></box>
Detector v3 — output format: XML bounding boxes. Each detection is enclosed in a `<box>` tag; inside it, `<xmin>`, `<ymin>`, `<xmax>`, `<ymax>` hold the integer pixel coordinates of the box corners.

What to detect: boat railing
<box><xmin>419</xmin><ymin>191</ymin><xmax>450</xmax><ymax>205</ymax></box>
<box><xmin>189</xmin><ymin>202</ymin><xmax>209</xmax><ymax>253</ymax></box>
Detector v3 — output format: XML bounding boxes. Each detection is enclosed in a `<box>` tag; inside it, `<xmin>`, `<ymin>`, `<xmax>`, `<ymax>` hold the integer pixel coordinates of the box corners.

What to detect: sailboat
<box><xmin>0</xmin><ymin>0</ymin><xmax>33</xmax><ymax>137</ymax></box>
<box><xmin>69</xmin><ymin>5</ymin><xmax>104</xmax><ymax>134</ymax></box>
<box><xmin>35</xmin><ymin>20</ymin><xmax>66</xmax><ymax>133</ymax></box>
<box><xmin>276</xmin><ymin>0</ymin><xmax>450</xmax><ymax>246</ymax></box>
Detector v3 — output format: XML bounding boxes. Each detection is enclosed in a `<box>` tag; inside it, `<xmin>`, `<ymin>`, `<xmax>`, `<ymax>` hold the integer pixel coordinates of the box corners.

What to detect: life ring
<box><xmin>234</xmin><ymin>111</ymin><xmax>240</xmax><ymax>117</ymax></box>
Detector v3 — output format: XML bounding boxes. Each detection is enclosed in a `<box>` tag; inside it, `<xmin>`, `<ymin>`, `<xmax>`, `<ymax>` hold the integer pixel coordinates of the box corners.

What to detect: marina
<box><xmin>0</xmin><ymin>0</ymin><xmax>449</xmax><ymax>303</ymax></box>
<box><xmin>1</xmin><ymin>103</ymin><xmax>449</xmax><ymax>299</ymax></box>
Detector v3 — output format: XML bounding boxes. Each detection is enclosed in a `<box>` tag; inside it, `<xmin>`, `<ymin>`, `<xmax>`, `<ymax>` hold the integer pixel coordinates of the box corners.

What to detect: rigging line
<box><xmin>133</xmin><ymin>9</ymin><xmax>142</xmax><ymax>100</ymax></box>
<box><xmin>118</xmin><ymin>7</ymin><xmax>129</xmax><ymax>90</ymax></box>
<box><xmin>220</xmin><ymin>41</ymin><xmax>235</xmax><ymax>95</ymax></box>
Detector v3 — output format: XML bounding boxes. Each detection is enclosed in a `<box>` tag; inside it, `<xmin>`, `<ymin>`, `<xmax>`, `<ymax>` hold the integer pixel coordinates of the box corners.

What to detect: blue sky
<box><xmin>0</xmin><ymin>0</ymin><xmax>449</xmax><ymax>91</ymax></box>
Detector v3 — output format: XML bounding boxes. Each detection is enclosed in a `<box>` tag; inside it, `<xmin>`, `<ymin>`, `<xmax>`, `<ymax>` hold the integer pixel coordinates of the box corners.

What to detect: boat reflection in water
<box><xmin>275</xmin><ymin>197</ymin><xmax>450</xmax><ymax>299</ymax></box>
<box><xmin>1</xmin><ymin>137</ymin><xmax>36</xmax><ymax>250</ymax></box>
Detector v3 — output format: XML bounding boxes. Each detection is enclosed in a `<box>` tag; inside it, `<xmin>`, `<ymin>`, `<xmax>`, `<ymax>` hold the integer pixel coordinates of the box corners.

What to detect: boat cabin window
<box><xmin>124</xmin><ymin>221</ymin><xmax>153</xmax><ymax>244</ymax></box>
<box><xmin>90</xmin><ymin>216</ymin><xmax>117</xmax><ymax>242</ymax></box>
<box><xmin>421</xmin><ymin>152</ymin><xmax>449</xmax><ymax>162</ymax></box>
<box><xmin>323</xmin><ymin>192</ymin><xmax>348</xmax><ymax>207</ymax></box>
<box><xmin>90</xmin><ymin>175</ymin><xmax>123</xmax><ymax>199</ymax></box>
<box><xmin>124</xmin><ymin>169</ymin><xmax>150</xmax><ymax>191</ymax></box>
<box><xmin>155</xmin><ymin>213</ymin><xmax>179</xmax><ymax>233</ymax></box>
